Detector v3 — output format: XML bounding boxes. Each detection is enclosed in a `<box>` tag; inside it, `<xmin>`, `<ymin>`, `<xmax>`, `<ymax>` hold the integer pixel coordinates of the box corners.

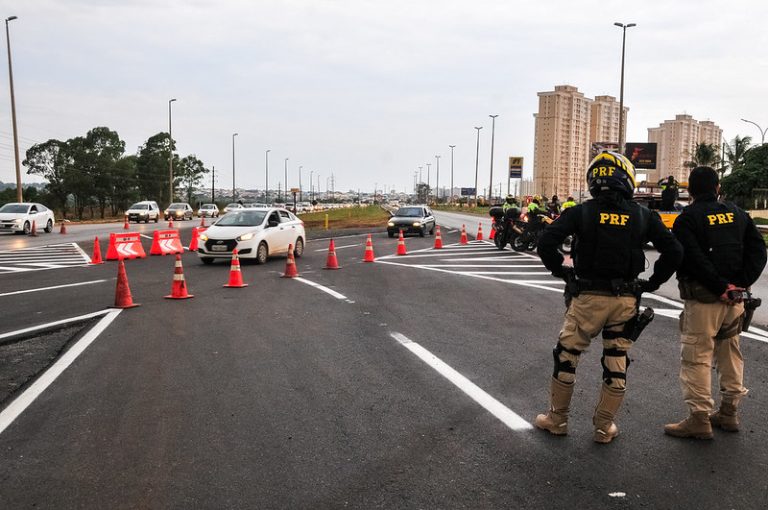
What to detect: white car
<box><xmin>126</xmin><ymin>200</ymin><xmax>160</xmax><ymax>223</ymax></box>
<box><xmin>197</xmin><ymin>204</ymin><xmax>220</xmax><ymax>218</ymax></box>
<box><xmin>197</xmin><ymin>207</ymin><xmax>306</xmax><ymax>264</ymax></box>
<box><xmin>0</xmin><ymin>202</ymin><xmax>56</xmax><ymax>234</ymax></box>
<box><xmin>223</xmin><ymin>203</ymin><xmax>244</xmax><ymax>213</ymax></box>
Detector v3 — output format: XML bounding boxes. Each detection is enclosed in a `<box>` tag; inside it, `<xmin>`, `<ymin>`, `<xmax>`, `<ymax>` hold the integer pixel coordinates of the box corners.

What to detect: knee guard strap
<box><xmin>600</xmin><ymin>347</ymin><xmax>630</xmax><ymax>386</ymax></box>
<box><xmin>552</xmin><ymin>342</ymin><xmax>581</xmax><ymax>379</ymax></box>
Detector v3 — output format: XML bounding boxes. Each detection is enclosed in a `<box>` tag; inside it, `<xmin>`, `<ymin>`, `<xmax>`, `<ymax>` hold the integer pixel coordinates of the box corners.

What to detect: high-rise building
<box><xmin>647</xmin><ymin>114</ymin><xmax>722</xmax><ymax>183</ymax></box>
<box><xmin>533</xmin><ymin>85</ymin><xmax>593</xmax><ymax>199</ymax></box>
<box><xmin>589</xmin><ymin>95</ymin><xmax>627</xmax><ymax>149</ymax></box>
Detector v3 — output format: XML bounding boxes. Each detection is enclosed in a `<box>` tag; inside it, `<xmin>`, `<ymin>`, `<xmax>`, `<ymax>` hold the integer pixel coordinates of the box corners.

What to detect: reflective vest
<box><xmin>561</xmin><ymin>200</ymin><xmax>577</xmax><ymax>210</ymax></box>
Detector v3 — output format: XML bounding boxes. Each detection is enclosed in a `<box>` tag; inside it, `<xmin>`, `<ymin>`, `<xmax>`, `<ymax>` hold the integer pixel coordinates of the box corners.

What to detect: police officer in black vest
<box><xmin>534</xmin><ymin>151</ymin><xmax>683</xmax><ymax>443</ymax></box>
<box><xmin>664</xmin><ymin>166</ymin><xmax>766</xmax><ymax>439</ymax></box>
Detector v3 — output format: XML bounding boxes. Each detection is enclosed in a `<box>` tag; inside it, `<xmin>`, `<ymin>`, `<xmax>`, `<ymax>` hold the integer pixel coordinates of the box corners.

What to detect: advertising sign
<box><xmin>460</xmin><ymin>187</ymin><xmax>476</xmax><ymax>196</ymax></box>
<box><xmin>508</xmin><ymin>157</ymin><xmax>523</xmax><ymax>179</ymax></box>
<box><xmin>625</xmin><ymin>143</ymin><xmax>658</xmax><ymax>169</ymax></box>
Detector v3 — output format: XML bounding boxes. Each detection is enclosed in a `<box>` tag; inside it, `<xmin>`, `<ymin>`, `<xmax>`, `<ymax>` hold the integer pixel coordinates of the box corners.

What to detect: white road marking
<box><xmin>140</xmin><ymin>234</ymin><xmax>153</xmax><ymax>239</ymax></box>
<box><xmin>0</xmin><ymin>309</ymin><xmax>113</xmax><ymax>341</ymax></box>
<box><xmin>0</xmin><ymin>243</ymin><xmax>92</xmax><ymax>274</ymax></box>
<box><xmin>0</xmin><ymin>309</ymin><xmax>122</xmax><ymax>436</ymax></box>
<box><xmin>455</xmin><ymin>271</ymin><xmax>551</xmax><ymax>275</ymax></box>
<box><xmin>313</xmin><ymin>243</ymin><xmax>362</xmax><ymax>252</ymax></box>
<box><xmin>294</xmin><ymin>277</ymin><xmax>347</xmax><ymax>300</ymax></box>
<box><xmin>0</xmin><ymin>279</ymin><xmax>109</xmax><ymax>298</ymax></box>
<box><xmin>427</xmin><ymin>264</ymin><xmax>545</xmax><ymax>268</ymax></box>
<box><xmin>390</xmin><ymin>332</ymin><xmax>532</xmax><ymax>431</ymax></box>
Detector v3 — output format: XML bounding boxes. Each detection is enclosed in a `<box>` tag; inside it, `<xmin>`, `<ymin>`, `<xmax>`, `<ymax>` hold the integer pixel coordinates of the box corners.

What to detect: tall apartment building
<box><xmin>533</xmin><ymin>87</ymin><xmax>628</xmax><ymax>199</ymax></box>
<box><xmin>647</xmin><ymin>114</ymin><xmax>722</xmax><ymax>183</ymax></box>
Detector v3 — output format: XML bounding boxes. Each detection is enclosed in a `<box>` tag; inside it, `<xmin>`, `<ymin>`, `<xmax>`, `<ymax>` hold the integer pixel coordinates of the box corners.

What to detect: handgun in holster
<box><xmin>741</xmin><ymin>292</ymin><xmax>762</xmax><ymax>332</ymax></box>
<box><xmin>563</xmin><ymin>267</ymin><xmax>579</xmax><ymax>308</ymax></box>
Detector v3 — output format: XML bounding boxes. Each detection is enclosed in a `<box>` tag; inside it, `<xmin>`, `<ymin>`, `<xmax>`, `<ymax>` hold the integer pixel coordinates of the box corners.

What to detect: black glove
<box><xmin>552</xmin><ymin>265</ymin><xmax>569</xmax><ymax>279</ymax></box>
<box><xmin>638</xmin><ymin>279</ymin><xmax>659</xmax><ymax>293</ymax></box>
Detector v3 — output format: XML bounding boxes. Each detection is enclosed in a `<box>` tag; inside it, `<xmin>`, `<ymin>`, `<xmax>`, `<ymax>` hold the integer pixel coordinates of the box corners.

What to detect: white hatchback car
<box><xmin>197</xmin><ymin>207</ymin><xmax>306</xmax><ymax>264</ymax></box>
<box><xmin>0</xmin><ymin>202</ymin><xmax>56</xmax><ymax>234</ymax></box>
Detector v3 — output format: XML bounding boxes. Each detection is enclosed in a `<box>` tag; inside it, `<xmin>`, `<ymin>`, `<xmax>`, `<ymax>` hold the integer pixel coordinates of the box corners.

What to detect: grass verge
<box><xmin>302</xmin><ymin>206</ymin><xmax>390</xmax><ymax>231</ymax></box>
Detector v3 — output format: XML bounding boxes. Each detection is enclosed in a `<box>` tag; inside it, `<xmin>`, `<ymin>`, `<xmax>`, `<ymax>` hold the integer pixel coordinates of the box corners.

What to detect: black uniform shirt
<box><xmin>673</xmin><ymin>194</ymin><xmax>766</xmax><ymax>296</ymax></box>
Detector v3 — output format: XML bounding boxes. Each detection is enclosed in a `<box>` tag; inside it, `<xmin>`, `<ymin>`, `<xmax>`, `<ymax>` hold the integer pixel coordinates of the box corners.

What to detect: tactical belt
<box><xmin>576</xmin><ymin>278</ymin><xmax>638</xmax><ymax>296</ymax></box>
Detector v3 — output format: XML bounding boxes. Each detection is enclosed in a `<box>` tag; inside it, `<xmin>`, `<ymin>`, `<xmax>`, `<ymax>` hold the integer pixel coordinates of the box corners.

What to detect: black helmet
<box><xmin>505</xmin><ymin>194</ymin><xmax>516</xmax><ymax>203</ymax></box>
<box><xmin>586</xmin><ymin>150</ymin><xmax>636</xmax><ymax>199</ymax></box>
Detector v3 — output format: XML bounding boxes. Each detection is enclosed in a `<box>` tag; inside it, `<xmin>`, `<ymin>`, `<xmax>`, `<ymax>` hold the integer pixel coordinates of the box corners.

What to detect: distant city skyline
<box><xmin>0</xmin><ymin>1</ymin><xmax>765</xmax><ymax>196</ymax></box>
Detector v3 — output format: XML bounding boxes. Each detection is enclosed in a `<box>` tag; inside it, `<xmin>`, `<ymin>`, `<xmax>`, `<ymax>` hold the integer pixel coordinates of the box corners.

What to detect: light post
<box><xmin>741</xmin><ymin>119</ymin><xmax>767</xmax><ymax>145</ymax></box>
<box><xmin>449</xmin><ymin>145</ymin><xmax>455</xmax><ymax>204</ymax></box>
<box><xmin>474</xmin><ymin>126</ymin><xmax>483</xmax><ymax>207</ymax></box>
<box><xmin>299</xmin><ymin>165</ymin><xmax>303</xmax><ymax>202</ymax></box>
<box><xmin>426</xmin><ymin>162</ymin><xmax>431</xmax><ymax>203</ymax></box>
<box><xmin>614</xmin><ymin>22</ymin><xmax>636</xmax><ymax>152</ymax></box>
<box><xmin>488</xmin><ymin>114</ymin><xmax>498</xmax><ymax>202</ymax></box>
<box><xmin>231</xmin><ymin>133</ymin><xmax>238</xmax><ymax>201</ymax></box>
<box><xmin>167</xmin><ymin>98</ymin><xmax>177</xmax><ymax>205</ymax></box>
<box><xmin>265</xmin><ymin>149</ymin><xmax>270</xmax><ymax>203</ymax></box>
<box><xmin>435</xmin><ymin>155</ymin><xmax>441</xmax><ymax>203</ymax></box>
<box><xmin>4</xmin><ymin>16</ymin><xmax>21</xmax><ymax>202</ymax></box>
<box><xmin>418</xmin><ymin>165</ymin><xmax>423</xmax><ymax>184</ymax></box>
<box><xmin>283</xmin><ymin>158</ymin><xmax>289</xmax><ymax>202</ymax></box>
<box><xmin>310</xmin><ymin>170</ymin><xmax>314</xmax><ymax>202</ymax></box>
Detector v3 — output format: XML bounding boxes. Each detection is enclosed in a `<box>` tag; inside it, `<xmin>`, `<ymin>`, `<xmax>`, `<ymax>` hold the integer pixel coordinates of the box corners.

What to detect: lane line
<box><xmin>313</xmin><ymin>243</ymin><xmax>362</xmax><ymax>252</ymax></box>
<box><xmin>0</xmin><ymin>279</ymin><xmax>109</xmax><ymax>298</ymax></box>
<box><xmin>390</xmin><ymin>332</ymin><xmax>532</xmax><ymax>431</ymax></box>
<box><xmin>426</xmin><ymin>264</ymin><xmax>546</xmax><ymax>268</ymax></box>
<box><xmin>71</xmin><ymin>242</ymin><xmax>91</xmax><ymax>263</ymax></box>
<box><xmin>0</xmin><ymin>309</ymin><xmax>112</xmax><ymax>341</ymax></box>
<box><xmin>294</xmin><ymin>277</ymin><xmax>347</xmax><ymax>300</ymax></box>
<box><xmin>0</xmin><ymin>310</ymin><xmax>122</xmax><ymax>436</ymax></box>
<box><xmin>455</xmin><ymin>271</ymin><xmax>551</xmax><ymax>275</ymax></box>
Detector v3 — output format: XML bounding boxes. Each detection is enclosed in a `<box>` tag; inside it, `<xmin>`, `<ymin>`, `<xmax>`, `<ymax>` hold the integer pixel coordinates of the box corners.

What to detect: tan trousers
<box><xmin>679</xmin><ymin>300</ymin><xmax>747</xmax><ymax>413</ymax></box>
<box><xmin>557</xmin><ymin>293</ymin><xmax>637</xmax><ymax>389</ymax></box>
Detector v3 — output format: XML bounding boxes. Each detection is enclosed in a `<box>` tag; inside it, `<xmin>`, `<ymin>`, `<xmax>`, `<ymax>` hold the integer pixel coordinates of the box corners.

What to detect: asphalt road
<box><xmin>0</xmin><ymin>218</ymin><xmax>767</xmax><ymax>509</ymax></box>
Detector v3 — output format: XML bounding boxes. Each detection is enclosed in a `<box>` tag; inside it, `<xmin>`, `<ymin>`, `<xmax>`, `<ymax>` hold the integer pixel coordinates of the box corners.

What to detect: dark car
<box><xmin>164</xmin><ymin>203</ymin><xmax>194</xmax><ymax>221</ymax></box>
<box><xmin>387</xmin><ymin>206</ymin><xmax>436</xmax><ymax>237</ymax></box>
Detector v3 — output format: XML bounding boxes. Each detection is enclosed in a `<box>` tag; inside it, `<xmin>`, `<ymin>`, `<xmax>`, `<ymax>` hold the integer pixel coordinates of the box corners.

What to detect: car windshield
<box><xmin>201</xmin><ymin>205</ymin><xmax>215</xmax><ymax>209</ymax></box>
<box><xmin>129</xmin><ymin>203</ymin><xmax>148</xmax><ymax>210</ymax></box>
<box><xmin>395</xmin><ymin>207</ymin><xmax>423</xmax><ymax>217</ymax></box>
<box><xmin>0</xmin><ymin>204</ymin><xmax>29</xmax><ymax>213</ymax></box>
<box><xmin>225</xmin><ymin>203</ymin><xmax>240</xmax><ymax>208</ymax></box>
<box><xmin>168</xmin><ymin>204</ymin><xmax>185</xmax><ymax>210</ymax></box>
<box><xmin>216</xmin><ymin>210</ymin><xmax>267</xmax><ymax>227</ymax></box>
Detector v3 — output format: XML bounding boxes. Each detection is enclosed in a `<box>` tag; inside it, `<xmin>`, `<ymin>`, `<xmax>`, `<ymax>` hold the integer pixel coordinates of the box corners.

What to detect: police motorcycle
<box><xmin>510</xmin><ymin>211</ymin><xmax>573</xmax><ymax>254</ymax></box>
<box><xmin>489</xmin><ymin>206</ymin><xmax>526</xmax><ymax>250</ymax></box>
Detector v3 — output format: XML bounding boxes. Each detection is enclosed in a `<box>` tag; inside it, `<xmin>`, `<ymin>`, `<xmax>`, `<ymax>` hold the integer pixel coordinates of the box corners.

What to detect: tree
<box><xmin>23</xmin><ymin>139</ymin><xmax>71</xmax><ymax>215</ymax></box>
<box><xmin>176</xmin><ymin>154</ymin><xmax>209</xmax><ymax>204</ymax></box>
<box><xmin>79</xmin><ymin>127</ymin><xmax>126</xmax><ymax>218</ymax></box>
<box><xmin>416</xmin><ymin>183</ymin><xmax>430</xmax><ymax>203</ymax></box>
<box><xmin>720</xmin><ymin>143</ymin><xmax>768</xmax><ymax>208</ymax></box>
<box><xmin>685</xmin><ymin>142</ymin><xmax>720</xmax><ymax>169</ymax></box>
<box><xmin>136</xmin><ymin>132</ymin><xmax>177</xmax><ymax>206</ymax></box>
<box><xmin>111</xmin><ymin>155</ymin><xmax>139</xmax><ymax>215</ymax></box>
<box><xmin>724</xmin><ymin>135</ymin><xmax>753</xmax><ymax>175</ymax></box>
<box><xmin>66</xmin><ymin>136</ymin><xmax>97</xmax><ymax>219</ymax></box>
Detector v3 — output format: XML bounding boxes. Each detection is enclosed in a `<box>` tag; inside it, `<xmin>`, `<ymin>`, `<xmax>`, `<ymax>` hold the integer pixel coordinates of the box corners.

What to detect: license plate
<box><xmin>211</xmin><ymin>245</ymin><xmax>228</xmax><ymax>252</ymax></box>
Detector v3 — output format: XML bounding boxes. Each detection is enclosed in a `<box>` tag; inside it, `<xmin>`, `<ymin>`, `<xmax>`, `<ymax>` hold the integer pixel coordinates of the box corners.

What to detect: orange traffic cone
<box><xmin>282</xmin><ymin>244</ymin><xmax>300</xmax><ymax>278</ymax></box>
<box><xmin>476</xmin><ymin>223</ymin><xmax>484</xmax><ymax>241</ymax></box>
<box><xmin>165</xmin><ymin>254</ymin><xmax>194</xmax><ymax>299</ymax></box>
<box><xmin>460</xmin><ymin>224</ymin><xmax>468</xmax><ymax>245</ymax></box>
<box><xmin>363</xmin><ymin>234</ymin><xmax>375</xmax><ymax>262</ymax></box>
<box><xmin>224</xmin><ymin>249</ymin><xmax>248</xmax><ymax>288</ymax></box>
<box><xmin>168</xmin><ymin>219</ymin><xmax>174</xmax><ymax>228</ymax></box>
<box><xmin>434</xmin><ymin>226</ymin><xmax>443</xmax><ymax>249</ymax></box>
<box><xmin>324</xmin><ymin>239</ymin><xmax>341</xmax><ymax>269</ymax></box>
<box><xmin>90</xmin><ymin>236</ymin><xmax>104</xmax><ymax>264</ymax></box>
<box><xmin>396</xmin><ymin>230</ymin><xmax>407</xmax><ymax>256</ymax></box>
<box><xmin>29</xmin><ymin>220</ymin><xmax>38</xmax><ymax>237</ymax></box>
<box><xmin>112</xmin><ymin>259</ymin><xmax>140</xmax><ymax>308</ymax></box>
<box><xmin>189</xmin><ymin>227</ymin><xmax>200</xmax><ymax>252</ymax></box>
<box><xmin>123</xmin><ymin>215</ymin><xmax>129</xmax><ymax>230</ymax></box>
<box><xmin>59</xmin><ymin>222</ymin><xmax>67</xmax><ymax>234</ymax></box>
<box><xmin>489</xmin><ymin>220</ymin><xmax>496</xmax><ymax>240</ymax></box>
<box><xmin>199</xmin><ymin>216</ymin><xmax>206</xmax><ymax>227</ymax></box>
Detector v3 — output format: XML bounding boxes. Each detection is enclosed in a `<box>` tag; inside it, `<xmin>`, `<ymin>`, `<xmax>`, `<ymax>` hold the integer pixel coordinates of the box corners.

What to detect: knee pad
<box><xmin>601</xmin><ymin>347</ymin><xmax>630</xmax><ymax>387</ymax></box>
<box><xmin>552</xmin><ymin>342</ymin><xmax>581</xmax><ymax>380</ymax></box>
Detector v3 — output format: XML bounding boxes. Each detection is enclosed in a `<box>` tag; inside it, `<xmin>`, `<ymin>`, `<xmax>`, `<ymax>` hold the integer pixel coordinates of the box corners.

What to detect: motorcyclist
<box><xmin>548</xmin><ymin>195</ymin><xmax>561</xmax><ymax>216</ymax></box>
<box><xmin>502</xmin><ymin>194</ymin><xmax>520</xmax><ymax>215</ymax></box>
<box><xmin>561</xmin><ymin>196</ymin><xmax>577</xmax><ymax>210</ymax></box>
<box><xmin>534</xmin><ymin>151</ymin><xmax>683</xmax><ymax>443</ymax></box>
<box><xmin>524</xmin><ymin>196</ymin><xmax>544</xmax><ymax>237</ymax></box>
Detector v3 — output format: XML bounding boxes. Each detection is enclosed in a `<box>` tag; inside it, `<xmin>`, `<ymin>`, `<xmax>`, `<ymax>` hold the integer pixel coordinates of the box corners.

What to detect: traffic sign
<box><xmin>460</xmin><ymin>187</ymin><xmax>476</xmax><ymax>196</ymax></box>
<box><xmin>509</xmin><ymin>157</ymin><xmax>523</xmax><ymax>179</ymax></box>
<box><xmin>290</xmin><ymin>187</ymin><xmax>300</xmax><ymax>193</ymax></box>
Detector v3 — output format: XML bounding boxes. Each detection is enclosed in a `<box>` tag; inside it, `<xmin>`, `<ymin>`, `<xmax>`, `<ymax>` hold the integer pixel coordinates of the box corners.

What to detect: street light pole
<box><xmin>435</xmin><ymin>155</ymin><xmax>440</xmax><ymax>203</ymax></box>
<box><xmin>310</xmin><ymin>170</ymin><xmax>314</xmax><ymax>202</ymax></box>
<box><xmin>426</xmin><ymin>162</ymin><xmax>431</xmax><ymax>203</ymax></box>
<box><xmin>299</xmin><ymin>165</ymin><xmax>303</xmax><ymax>202</ymax></box>
<box><xmin>168</xmin><ymin>98</ymin><xmax>177</xmax><ymax>205</ymax></box>
<box><xmin>4</xmin><ymin>16</ymin><xmax>21</xmax><ymax>202</ymax></box>
<box><xmin>265</xmin><ymin>149</ymin><xmax>271</xmax><ymax>203</ymax></box>
<box><xmin>474</xmin><ymin>126</ymin><xmax>483</xmax><ymax>207</ymax></box>
<box><xmin>741</xmin><ymin>118</ymin><xmax>767</xmax><ymax>145</ymax></box>
<box><xmin>488</xmin><ymin>114</ymin><xmax>498</xmax><ymax>202</ymax></box>
<box><xmin>232</xmin><ymin>133</ymin><xmax>238</xmax><ymax>202</ymax></box>
<box><xmin>449</xmin><ymin>145</ymin><xmax>455</xmax><ymax>204</ymax></box>
<box><xmin>614</xmin><ymin>22</ymin><xmax>636</xmax><ymax>152</ymax></box>
<box><xmin>283</xmin><ymin>158</ymin><xmax>289</xmax><ymax>202</ymax></box>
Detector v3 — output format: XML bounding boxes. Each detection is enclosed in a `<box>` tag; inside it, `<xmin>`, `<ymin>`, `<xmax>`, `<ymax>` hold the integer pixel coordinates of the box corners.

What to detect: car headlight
<box><xmin>413</xmin><ymin>222</ymin><xmax>421</xmax><ymax>227</ymax></box>
<box><xmin>175</xmin><ymin>211</ymin><xmax>183</xmax><ymax>216</ymax></box>
<box><xmin>237</xmin><ymin>233</ymin><xmax>255</xmax><ymax>241</ymax></box>
<box><xmin>14</xmin><ymin>218</ymin><xmax>23</xmax><ymax>224</ymax></box>
<box><xmin>139</xmin><ymin>212</ymin><xmax>147</xmax><ymax>215</ymax></box>
<box><xmin>199</xmin><ymin>234</ymin><xmax>208</xmax><ymax>241</ymax></box>
<box><xmin>387</xmin><ymin>222</ymin><xmax>395</xmax><ymax>227</ymax></box>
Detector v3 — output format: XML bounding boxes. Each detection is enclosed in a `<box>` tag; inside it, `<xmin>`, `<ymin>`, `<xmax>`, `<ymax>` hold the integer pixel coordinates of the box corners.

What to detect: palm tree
<box><xmin>685</xmin><ymin>142</ymin><xmax>720</xmax><ymax>169</ymax></box>
<box><xmin>724</xmin><ymin>135</ymin><xmax>752</xmax><ymax>174</ymax></box>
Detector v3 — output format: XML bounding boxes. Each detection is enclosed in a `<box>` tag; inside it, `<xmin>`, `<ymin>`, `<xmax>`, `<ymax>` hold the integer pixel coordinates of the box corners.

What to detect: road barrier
<box><xmin>106</xmin><ymin>232</ymin><xmax>147</xmax><ymax>261</ymax></box>
<box><xmin>150</xmin><ymin>229</ymin><xmax>184</xmax><ymax>256</ymax></box>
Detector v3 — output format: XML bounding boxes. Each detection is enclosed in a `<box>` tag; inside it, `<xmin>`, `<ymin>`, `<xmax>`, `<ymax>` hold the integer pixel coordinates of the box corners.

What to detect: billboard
<box><xmin>460</xmin><ymin>187</ymin><xmax>476</xmax><ymax>196</ymax></box>
<box><xmin>508</xmin><ymin>157</ymin><xmax>523</xmax><ymax>179</ymax></box>
<box><xmin>590</xmin><ymin>141</ymin><xmax>620</xmax><ymax>159</ymax></box>
<box><xmin>625</xmin><ymin>143</ymin><xmax>658</xmax><ymax>169</ymax></box>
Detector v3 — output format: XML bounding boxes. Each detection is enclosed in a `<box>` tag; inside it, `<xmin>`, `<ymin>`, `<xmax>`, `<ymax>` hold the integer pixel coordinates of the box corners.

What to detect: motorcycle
<box><xmin>489</xmin><ymin>207</ymin><xmax>525</xmax><ymax>250</ymax></box>
<box><xmin>511</xmin><ymin>213</ymin><xmax>573</xmax><ymax>254</ymax></box>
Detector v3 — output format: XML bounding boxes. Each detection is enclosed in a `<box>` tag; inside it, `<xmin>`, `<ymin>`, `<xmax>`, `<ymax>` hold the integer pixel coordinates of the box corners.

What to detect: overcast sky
<box><xmin>1</xmin><ymin>0</ymin><xmax>766</xmax><ymax>196</ymax></box>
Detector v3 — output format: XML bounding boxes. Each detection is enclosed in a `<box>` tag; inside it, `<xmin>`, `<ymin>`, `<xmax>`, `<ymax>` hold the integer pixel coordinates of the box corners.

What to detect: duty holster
<box><xmin>742</xmin><ymin>293</ymin><xmax>762</xmax><ymax>332</ymax></box>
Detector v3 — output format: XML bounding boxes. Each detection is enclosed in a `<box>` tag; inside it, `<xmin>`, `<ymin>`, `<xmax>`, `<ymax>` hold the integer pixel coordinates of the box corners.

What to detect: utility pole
<box><xmin>231</xmin><ymin>133</ymin><xmax>238</xmax><ymax>201</ymax></box>
<box><xmin>474</xmin><ymin>126</ymin><xmax>483</xmax><ymax>207</ymax></box>
<box><xmin>488</xmin><ymin>114</ymin><xmax>498</xmax><ymax>202</ymax></box>
<box><xmin>168</xmin><ymin>98</ymin><xmax>177</xmax><ymax>205</ymax></box>
<box><xmin>265</xmin><ymin>149</ymin><xmax>270</xmax><ymax>203</ymax></box>
<box><xmin>5</xmin><ymin>16</ymin><xmax>21</xmax><ymax>202</ymax></box>
<box><xmin>211</xmin><ymin>165</ymin><xmax>215</xmax><ymax>203</ymax></box>
<box><xmin>615</xmin><ymin>22</ymin><xmax>636</xmax><ymax>151</ymax></box>
<box><xmin>426</xmin><ymin>162</ymin><xmax>431</xmax><ymax>203</ymax></box>
<box><xmin>435</xmin><ymin>155</ymin><xmax>441</xmax><ymax>203</ymax></box>
<box><xmin>449</xmin><ymin>145</ymin><xmax>455</xmax><ymax>205</ymax></box>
